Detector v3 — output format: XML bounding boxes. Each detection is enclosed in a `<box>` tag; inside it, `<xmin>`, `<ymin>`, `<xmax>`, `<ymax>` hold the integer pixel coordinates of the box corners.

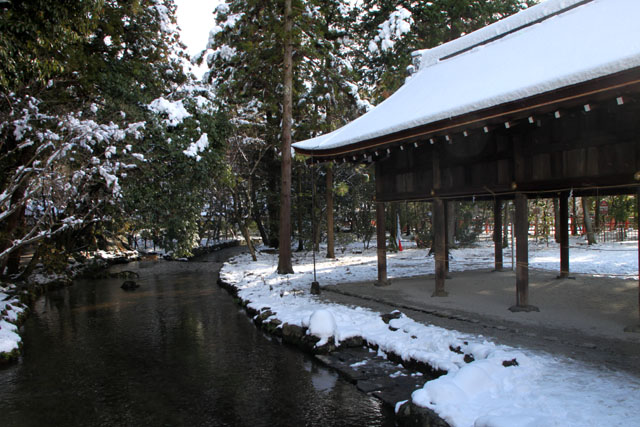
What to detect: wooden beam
<box><xmin>510</xmin><ymin>192</ymin><xmax>539</xmax><ymax>312</ymax></box>
<box><xmin>375</xmin><ymin>201</ymin><xmax>389</xmax><ymax>286</ymax></box>
<box><xmin>433</xmin><ymin>198</ymin><xmax>448</xmax><ymax>297</ymax></box>
<box><xmin>559</xmin><ymin>192</ymin><xmax>570</xmax><ymax>278</ymax></box>
<box><xmin>494</xmin><ymin>199</ymin><xmax>503</xmax><ymax>271</ymax></box>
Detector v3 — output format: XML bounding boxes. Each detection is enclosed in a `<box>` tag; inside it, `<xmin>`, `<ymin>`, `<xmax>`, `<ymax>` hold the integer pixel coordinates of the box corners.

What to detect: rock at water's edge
<box><xmin>121</xmin><ymin>280</ymin><xmax>139</xmax><ymax>290</ymax></box>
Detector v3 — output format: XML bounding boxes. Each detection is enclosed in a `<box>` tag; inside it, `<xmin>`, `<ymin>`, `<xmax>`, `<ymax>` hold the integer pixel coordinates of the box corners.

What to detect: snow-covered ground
<box><xmin>220</xmin><ymin>237</ymin><xmax>640</xmax><ymax>427</ymax></box>
<box><xmin>287</xmin><ymin>236</ymin><xmax>638</xmax><ymax>287</ymax></box>
<box><xmin>0</xmin><ymin>284</ymin><xmax>26</xmax><ymax>358</ymax></box>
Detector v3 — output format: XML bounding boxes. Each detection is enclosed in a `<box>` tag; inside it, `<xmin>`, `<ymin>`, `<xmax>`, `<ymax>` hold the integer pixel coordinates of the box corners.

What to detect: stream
<box><xmin>0</xmin><ymin>247</ymin><xmax>395</xmax><ymax>426</ymax></box>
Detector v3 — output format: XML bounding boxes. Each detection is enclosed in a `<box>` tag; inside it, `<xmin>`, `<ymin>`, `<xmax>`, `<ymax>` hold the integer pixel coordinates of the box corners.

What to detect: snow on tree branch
<box><xmin>368</xmin><ymin>6</ymin><xmax>413</xmax><ymax>54</ymax></box>
<box><xmin>0</xmin><ymin>93</ymin><xmax>149</xmax><ymax>265</ymax></box>
<box><xmin>183</xmin><ymin>133</ymin><xmax>209</xmax><ymax>161</ymax></box>
<box><xmin>148</xmin><ymin>97</ymin><xmax>191</xmax><ymax>126</ymax></box>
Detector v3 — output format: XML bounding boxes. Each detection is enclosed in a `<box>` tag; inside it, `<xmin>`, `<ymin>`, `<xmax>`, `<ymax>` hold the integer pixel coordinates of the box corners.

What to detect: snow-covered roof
<box><xmin>293</xmin><ymin>0</ymin><xmax>640</xmax><ymax>156</ymax></box>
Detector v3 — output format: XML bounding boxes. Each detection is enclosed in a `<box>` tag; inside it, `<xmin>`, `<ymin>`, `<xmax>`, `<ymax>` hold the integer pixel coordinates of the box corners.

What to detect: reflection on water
<box><xmin>311</xmin><ymin>367</ymin><xmax>339</xmax><ymax>393</ymax></box>
<box><xmin>0</xmin><ymin>250</ymin><xmax>395</xmax><ymax>426</ymax></box>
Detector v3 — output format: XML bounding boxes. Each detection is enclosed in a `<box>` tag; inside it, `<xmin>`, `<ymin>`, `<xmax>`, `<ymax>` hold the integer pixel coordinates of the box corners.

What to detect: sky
<box><xmin>174</xmin><ymin>0</ymin><xmax>222</xmax><ymax>77</ymax></box>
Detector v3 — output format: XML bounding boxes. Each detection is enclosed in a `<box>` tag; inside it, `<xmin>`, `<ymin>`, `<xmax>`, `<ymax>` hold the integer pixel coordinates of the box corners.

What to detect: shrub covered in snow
<box><xmin>307</xmin><ymin>309</ymin><xmax>337</xmax><ymax>346</ymax></box>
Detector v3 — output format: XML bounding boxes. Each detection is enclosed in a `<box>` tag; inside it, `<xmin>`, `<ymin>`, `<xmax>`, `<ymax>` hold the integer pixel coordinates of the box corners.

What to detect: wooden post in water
<box><xmin>494</xmin><ymin>199</ymin><xmax>503</xmax><ymax>271</ymax></box>
<box><xmin>510</xmin><ymin>192</ymin><xmax>538</xmax><ymax>312</ymax></box>
<box><xmin>433</xmin><ymin>198</ymin><xmax>448</xmax><ymax>297</ymax></box>
<box><xmin>375</xmin><ymin>201</ymin><xmax>389</xmax><ymax>286</ymax></box>
<box><xmin>559</xmin><ymin>192</ymin><xmax>570</xmax><ymax>278</ymax></box>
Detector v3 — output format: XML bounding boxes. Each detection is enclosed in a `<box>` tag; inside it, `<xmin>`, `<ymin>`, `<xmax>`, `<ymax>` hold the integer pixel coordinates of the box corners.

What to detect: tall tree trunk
<box><xmin>326</xmin><ymin>163</ymin><xmax>335</xmax><ymax>258</ymax></box>
<box><xmin>312</xmin><ymin>166</ymin><xmax>321</xmax><ymax>253</ymax></box>
<box><xmin>16</xmin><ymin>242</ymin><xmax>43</xmax><ymax>281</ymax></box>
<box><xmin>446</xmin><ymin>201</ymin><xmax>456</xmax><ymax>248</ymax></box>
<box><xmin>0</xmin><ymin>183</ymin><xmax>27</xmax><ymax>275</ymax></box>
<box><xmin>296</xmin><ymin>166</ymin><xmax>304</xmax><ymax>252</ymax></box>
<box><xmin>389</xmin><ymin>203</ymin><xmax>398</xmax><ymax>251</ymax></box>
<box><xmin>266</xmin><ymin>153</ymin><xmax>280</xmax><ymax>247</ymax></box>
<box><xmin>571</xmin><ymin>197</ymin><xmax>578</xmax><ymax>236</ymax></box>
<box><xmin>594</xmin><ymin>196</ymin><xmax>601</xmax><ymax>232</ymax></box>
<box><xmin>250</xmin><ymin>181</ymin><xmax>269</xmax><ymax>245</ymax></box>
<box><xmin>553</xmin><ymin>197</ymin><xmax>561</xmax><ymax>243</ymax></box>
<box><xmin>404</xmin><ymin>202</ymin><xmax>410</xmax><ymax>236</ymax></box>
<box><xmin>277</xmin><ymin>0</ymin><xmax>294</xmax><ymax>274</ymax></box>
<box><xmin>241</xmin><ymin>222</ymin><xmax>257</xmax><ymax>261</ymax></box>
<box><xmin>5</xmin><ymin>204</ymin><xmax>25</xmax><ymax>275</ymax></box>
<box><xmin>503</xmin><ymin>201</ymin><xmax>510</xmax><ymax>248</ymax></box>
<box><xmin>582</xmin><ymin>197</ymin><xmax>596</xmax><ymax>244</ymax></box>
<box><xmin>232</xmin><ymin>193</ymin><xmax>256</xmax><ymax>261</ymax></box>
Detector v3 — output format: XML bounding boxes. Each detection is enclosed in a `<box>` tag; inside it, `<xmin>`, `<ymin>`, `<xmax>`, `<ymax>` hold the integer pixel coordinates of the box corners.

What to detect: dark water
<box><xmin>0</xmin><ymin>249</ymin><xmax>395</xmax><ymax>426</ymax></box>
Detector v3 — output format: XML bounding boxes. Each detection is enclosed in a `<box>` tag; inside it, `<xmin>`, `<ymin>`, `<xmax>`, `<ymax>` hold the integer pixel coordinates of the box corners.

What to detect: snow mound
<box><xmin>0</xmin><ymin>319</ymin><xmax>21</xmax><ymax>354</ymax></box>
<box><xmin>308</xmin><ymin>309</ymin><xmax>336</xmax><ymax>346</ymax></box>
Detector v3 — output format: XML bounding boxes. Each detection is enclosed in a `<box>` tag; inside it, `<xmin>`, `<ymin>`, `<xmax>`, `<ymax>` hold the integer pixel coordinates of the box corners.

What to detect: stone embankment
<box><xmin>217</xmin><ymin>277</ymin><xmax>452</xmax><ymax>426</ymax></box>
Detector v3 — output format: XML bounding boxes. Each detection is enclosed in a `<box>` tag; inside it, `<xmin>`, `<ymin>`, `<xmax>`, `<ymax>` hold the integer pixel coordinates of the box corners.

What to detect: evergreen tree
<box><xmin>203</xmin><ymin>0</ymin><xmax>367</xmax><ymax>258</ymax></box>
<box><xmin>278</xmin><ymin>0</ymin><xmax>295</xmax><ymax>273</ymax></box>
<box><xmin>0</xmin><ymin>0</ymin><xmax>228</xmax><ymax>273</ymax></box>
<box><xmin>202</xmin><ymin>0</ymin><xmax>285</xmax><ymax>247</ymax></box>
<box><xmin>355</xmin><ymin>0</ymin><xmax>536</xmax><ymax>102</ymax></box>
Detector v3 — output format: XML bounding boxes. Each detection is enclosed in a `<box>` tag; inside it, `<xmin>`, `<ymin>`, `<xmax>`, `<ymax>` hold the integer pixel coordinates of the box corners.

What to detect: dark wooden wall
<box><xmin>376</xmin><ymin>99</ymin><xmax>640</xmax><ymax>202</ymax></box>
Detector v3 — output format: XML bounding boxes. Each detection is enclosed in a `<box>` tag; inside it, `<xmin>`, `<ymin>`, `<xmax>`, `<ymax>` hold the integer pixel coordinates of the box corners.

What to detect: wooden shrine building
<box><xmin>293</xmin><ymin>0</ymin><xmax>640</xmax><ymax>329</ymax></box>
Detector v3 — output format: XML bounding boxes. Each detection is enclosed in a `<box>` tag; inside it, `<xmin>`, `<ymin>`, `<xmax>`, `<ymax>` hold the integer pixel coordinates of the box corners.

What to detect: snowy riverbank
<box><xmin>0</xmin><ymin>284</ymin><xmax>27</xmax><ymax>362</ymax></box>
<box><xmin>220</xmin><ymin>239</ymin><xmax>640</xmax><ymax>426</ymax></box>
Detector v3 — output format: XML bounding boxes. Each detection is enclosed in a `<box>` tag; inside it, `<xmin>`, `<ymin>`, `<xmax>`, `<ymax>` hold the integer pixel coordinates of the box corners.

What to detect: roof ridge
<box><xmin>411</xmin><ymin>0</ymin><xmax>593</xmax><ymax>72</ymax></box>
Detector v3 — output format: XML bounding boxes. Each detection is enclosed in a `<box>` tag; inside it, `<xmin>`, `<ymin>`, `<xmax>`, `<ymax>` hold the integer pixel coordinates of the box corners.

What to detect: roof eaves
<box><xmin>294</xmin><ymin>66</ymin><xmax>640</xmax><ymax>159</ymax></box>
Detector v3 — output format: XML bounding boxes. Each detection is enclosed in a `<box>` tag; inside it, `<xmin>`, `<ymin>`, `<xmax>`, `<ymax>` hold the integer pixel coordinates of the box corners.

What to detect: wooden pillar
<box><xmin>510</xmin><ymin>192</ymin><xmax>538</xmax><ymax>312</ymax></box>
<box><xmin>433</xmin><ymin>198</ymin><xmax>448</xmax><ymax>297</ymax></box>
<box><xmin>559</xmin><ymin>193</ymin><xmax>570</xmax><ymax>278</ymax></box>
<box><xmin>494</xmin><ymin>199</ymin><xmax>503</xmax><ymax>271</ymax></box>
<box><xmin>325</xmin><ymin>164</ymin><xmax>335</xmax><ymax>259</ymax></box>
<box><xmin>375</xmin><ymin>201</ymin><xmax>389</xmax><ymax>286</ymax></box>
<box><xmin>625</xmin><ymin>189</ymin><xmax>640</xmax><ymax>332</ymax></box>
<box><xmin>444</xmin><ymin>201</ymin><xmax>450</xmax><ymax>272</ymax></box>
